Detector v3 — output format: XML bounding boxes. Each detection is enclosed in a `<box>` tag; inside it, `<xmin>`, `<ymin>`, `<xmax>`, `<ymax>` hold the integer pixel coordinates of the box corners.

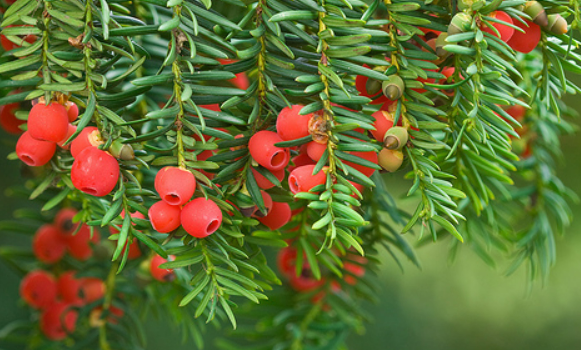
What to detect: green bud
<box><xmin>383</xmin><ymin>126</ymin><xmax>409</xmax><ymax>150</ymax></box>
<box><xmin>435</xmin><ymin>32</ymin><xmax>449</xmax><ymax>58</ymax></box>
<box><xmin>381</xmin><ymin>75</ymin><xmax>404</xmax><ymax>101</ymax></box>
<box><xmin>524</xmin><ymin>1</ymin><xmax>548</xmax><ymax>27</ymax></box>
<box><xmin>448</xmin><ymin>13</ymin><xmax>473</xmax><ymax>36</ymax></box>
<box><xmin>109</xmin><ymin>139</ymin><xmax>135</xmax><ymax>160</ymax></box>
<box><xmin>546</xmin><ymin>14</ymin><xmax>568</xmax><ymax>35</ymax></box>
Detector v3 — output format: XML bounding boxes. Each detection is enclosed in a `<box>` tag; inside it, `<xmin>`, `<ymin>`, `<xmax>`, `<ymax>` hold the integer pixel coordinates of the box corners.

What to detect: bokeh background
<box><xmin>0</xmin><ymin>96</ymin><xmax>580</xmax><ymax>349</ymax></box>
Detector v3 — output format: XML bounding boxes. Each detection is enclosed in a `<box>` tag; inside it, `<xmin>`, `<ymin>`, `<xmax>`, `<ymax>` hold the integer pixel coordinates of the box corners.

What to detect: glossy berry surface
<box><xmin>65</xmin><ymin>101</ymin><xmax>79</xmax><ymax>122</ymax></box>
<box><xmin>20</xmin><ymin>270</ymin><xmax>58</xmax><ymax>309</ymax></box>
<box><xmin>154</xmin><ymin>166</ymin><xmax>197</xmax><ymax>206</ymax></box>
<box><xmin>71</xmin><ymin>147</ymin><xmax>120</xmax><ymax>197</ymax></box>
<box><xmin>288</xmin><ymin>164</ymin><xmax>326</xmax><ymax>194</ymax></box>
<box><xmin>57</xmin><ymin>124</ymin><xmax>77</xmax><ymax>150</ymax></box>
<box><xmin>252</xmin><ymin>167</ymin><xmax>285</xmax><ymax>189</ymax></box>
<box><xmin>343</xmin><ymin>151</ymin><xmax>378</xmax><ymax>177</ymax></box>
<box><xmin>150</xmin><ymin>254</ymin><xmax>175</xmax><ymax>282</ymax></box>
<box><xmin>306</xmin><ymin>141</ymin><xmax>327</xmax><ymax>162</ymax></box>
<box><xmin>148</xmin><ymin>200</ymin><xmax>182</xmax><ymax>233</ymax></box>
<box><xmin>32</xmin><ymin>224</ymin><xmax>67</xmax><ymax>264</ymax></box>
<box><xmin>248</xmin><ymin>130</ymin><xmax>290</xmax><ymax>171</ymax></box>
<box><xmin>507</xmin><ymin>19</ymin><xmax>541</xmax><ymax>53</ymax></box>
<box><xmin>181</xmin><ymin>197</ymin><xmax>223</xmax><ymax>238</ymax></box>
<box><xmin>258</xmin><ymin>201</ymin><xmax>291</xmax><ymax>230</ymax></box>
<box><xmin>370</xmin><ymin>111</ymin><xmax>395</xmax><ymax>143</ymax></box>
<box><xmin>16</xmin><ymin>131</ymin><xmax>56</xmax><ymax>167</ymax></box>
<box><xmin>276</xmin><ymin>105</ymin><xmax>313</xmax><ymax>141</ymax></box>
<box><xmin>481</xmin><ymin>11</ymin><xmax>514</xmax><ymax>42</ymax></box>
<box><xmin>40</xmin><ymin>302</ymin><xmax>78</xmax><ymax>340</ymax></box>
<box><xmin>70</xmin><ymin>126</ymin><xmax>102</xmax><ymax>158</ymax></box>
<box><xmin>27</xmin><ymin>102</ymin><xmax>69</xmax><ymax>142</ymax></box>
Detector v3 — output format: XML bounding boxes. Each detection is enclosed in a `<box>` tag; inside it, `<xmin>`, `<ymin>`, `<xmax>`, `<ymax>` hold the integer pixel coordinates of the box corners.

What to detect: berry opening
<box><xmin>20</xmin><ymin>155</ymin><xmax>35</xmax><ymax>166</ymax></box>
<box><xmin>163</xmin><ymin>193</ymin><xmax>181</xmax><ymax>205</ymax></box>
<box><xmin>206</xmin><ymin>219</ymin><xmax>220</xmax><ymax>234</ymax></box>
<box><xmin>270</xmin><ymin>151</ymin><xmax>287</xmax><ymax>168</ymax></box>
<box><xmin>288</xmin><ymin>175</ymin><xmax>300</xmax><ymax>193</ymax></box>
<box><xmin>81</xmin><ymin>187</ymin><xmax>99</xmax><ymax>196</ymax></box>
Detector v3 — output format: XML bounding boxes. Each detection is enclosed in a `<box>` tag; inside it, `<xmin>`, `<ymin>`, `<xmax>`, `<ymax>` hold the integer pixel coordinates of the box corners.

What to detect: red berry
<box><xmin>54</xmin><ymin>208</ymin><xmax>79</xmax><ymax>235</ymax></box>
<box><xmin>27</xmin><ymin>102</ymin><xmax>69</xmax><ymax>142</ymax></box>
<box><xmin>481</xmin><ymin>11</ymin><xmax>514</xmax><ymax>43</ymax></box>
<box><xmin>251</xmin><ymin>191</ymin><xmax>273</xmax><ymax>218</ymax></box>
<box><xmin>181</xmin><ymin>198</ymin><xmax>223</xmax><ymax>238</ymax></box>
<box><xmin>65</xmin><ymin>101</ymin><xmax>78</xmax><ymax>122</ymax></box>
<box><xmin>20</xmin><ymin>270</ymin><xmax>58</xmax><ymax>309</ymax></box>
<box><xmin>507</xmin><ymin>19</ymin><xmax>541</xmax><ymax>53</ymax></box>
<box><xmin>150</xmin><ymin>254</ymin><xmax>175</xmax><ymax>282</ymax></box>
<box><xmin>306</xmin><ymin>141</ymin><xmax>327</xmax><ymax>162</ymax></box>
<box><xmin>109</xmin><ymin>211</ymin><xmax>144</xmax><ymax>259</ymax></box>
<box><xmin>507</xmin><ymin>104</ymin><xmax>526</xmax><ymax>122</ymax></box>
<box><xmin>148</xmin><ymin>200</ymin><xmax>182</xmax><ymax>233</ymax></box>
<box><xmin>70</xmin><ymin>126</ymin><xmax>103</xmax><ymax>158</ymax></box>
<box><xmin>71</xmin><ymin>147</ymin><xmax>120</xmax><ymax>197</ymax></box>
<box><xmin>288</xmin><ymin>164</ymin><xmax>326</xmax><ymax>194</ymax></box>
<box><xmin>57</xmin><ymin>272</ymin><xmax>82</xmax><ymax>305</ymax></box>
<box><xmin>289</xmin><ymin>268</ymin><xmax>324</xmax><ymax>292</ymax></box>
<box><xmin>57</xmin><ymin>124</ymin><xmax>77</xmax><ymax>150</ymax></box>
<box><xmin>67</xmin><ymin>224</ymin><xmax>99</xmax><ymax>261</ymax></box>
<box><xmin>277</xmin><ymin>247</ymin><xmax>297</xmax><ymax>277</ymax></box>
<box><xmin>343</xmin><ymin>151</ymin><xmax>378</xmax><ymax>177</ymax></box>
<box><xmin>79</xmin><ymin>277</ymin><xmax>105</xmax><ymax>304</ymax></box>
<box><xmin>370</xmin><ymin>111</ymin><xmax>395</xmax><ymax>143</ymax></box>
<box><xmin>154</xmin><ymin>166</ymin><xmax>197</xmax><ymax>206</ymax></box>
<box><xmin>248</xmin><ymin>130</ymin><xmax>290</xmax><ymax>171</ymax></box>
<box><xmin>0</xmin><ymin>102</ymin><xmax>24</xmax><ymax>134</ymax></box>
<box><xmin>16</xmin><ymin>131</ymin><xmax>56</xmax><ymax>167</ymax></box>
<box><xmin>258</xmin><ymin>201</ymin><xmax>291</xmax><ymax>230</ymax></box>
<box><xmin>196</xmin><ymin>150</ymin><xmax>216</xmax><ymax>180</ymax></box>
<box><xmin>251</xmin><ymin>167</ymin><xmax>285</xmax><ymax>190</ymax></box>
<box><xmin>288</xmin><ymin>146</ymin><xmax>315</xmax><ymax>173</ymax></box>
<box><xmin>40</xmin><ymin>302</ymin><xmax>78</xmax><ymax>340</ymax></box>
<box><xmin>90</xmin><ymin>305</ymin><xmax>124</xmax><ymax>326</ymax></box>
<box><xmin>33</xmin><ymin>224</ymin><xmax>67</xmax><ymax>264</ymax></box>
<box><xmin>0</xmin><ymin>25</ymin><xmax>36</xmax><ymax>51</ymax></box>
<box><xmin>276</xmin><ymin>105</ymin><xmax>313</xmax><ymax>141</ymax></box>
<box><xmin>217</xmin><ymin>59</ymin><xmax>250</xmax><ymax>90</ymax></box>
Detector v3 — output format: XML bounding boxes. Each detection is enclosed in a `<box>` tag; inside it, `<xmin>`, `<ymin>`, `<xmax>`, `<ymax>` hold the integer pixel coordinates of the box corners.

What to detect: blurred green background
<box><xmin>1</xmin><ymin>99</ymin><xmax>580</xmax><ymax>349</ymax></box>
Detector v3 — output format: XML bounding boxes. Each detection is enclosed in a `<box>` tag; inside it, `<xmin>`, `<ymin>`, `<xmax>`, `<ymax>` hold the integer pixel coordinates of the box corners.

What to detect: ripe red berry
<box><xmin>0</xmin><ymin>25</ymin><xmax>36</xmax><ymax>51</ymax></box>
<box><xmin>70</xmin><ymin>126</ymin><xmax>103</xmax><ymax>158</ymax></box>
<box><xmin>33</xmin><ymin>224</ymin><xmax>67</xmax><ymax>264</ymax></box>
<box><xmin>248</xmin><ymin>130</ymin><xmax>290</xmax><ymax>171</ymax></box>
<box><xmin>28</xmin><ymin>102</ymin><xmax>69</xmax><ymax>142</ymax></box>
<box><xmin>196</xmin><ymin>150</ymin><xmax>216</xmax><ymax>180</ymax></box>
<box><xmin>276</xmin><ymin>105</ymin><xmax>313</xmax><ymax>141</ymax></box>
<box><xmin>148</xmin><ymin>200</ymin><xmax>182</xmax><ymax>233</ymax></box>
<box><xmin>57</xmin><ymin>272</ymin><xmax>82</xmax><ymax>305</ymax></box>
<box><xmin>89</xmin><ymin>305</ymin><xmax>125</xmax><ymax>326</ymax></box>
<box><xmin>288</xmin><ymin>146</ymin><xmax>315</xmax><ymax>173</ymax></box>
<box><xmin>20</xmin><ymin>270</ymin><xmax>58</xmax><ymax>309</ymax></box>
<box><xmin>277</xmin><ymin>247</ymin><xmax>297</xmax><ymax>277</ymax></box>
<box><xmin>506</xmin><ymin>104</ymin><xmax>526</xmax><ymax>122</ymax></box>
<box><xmin>57</xmin><ymin>124</ymin><xmax>77</xmax><ymax>150</ymax></box>
<box><xmin>306</xmin><ymin>141</ymin><xmax>327</xmax><ymax>162</ymax></box>
<box><xmin>481</xmin><ymin>11</ymin><xmax>514</xmax><ymax>43</ymax></box>
<box><xmin>40</xmin><ymin>302</ymin><xmax>78</xmax><ymax>340</ymax></box>
<box><xmin>370</xmin><ymin>111</ymin><xmax>395</xmax><ymax>143</ymax></box>
<box><xmin>252</xmin><ymin>167</ymin><xmax>285</xmax><ymax>189</ymax></box>
<box><xmin>251</xmin><ymin>191</ymin><xmax>273</xmax><ymax>218</ymax></box>
<box><xmin>343</xmin><ymin>151</ymin><xmax>378</xmax><ymax>177</ymax></box>
<box><xmin>288</xmin><ymin>164</ymin><xmax>326</xmax><ymax>194</ymax></box>
<box><xmin>54</xmin><ymin>208</ymin><xmax>79</xmax><ymax>235</ymax></box>
<box><xmin>71</xmin><ymin>147</ymin><xmax>120</xmax><ymax>197</ymax></box>
<box><xmin>79</xmin><ymin>277</ymin><xmax>105</xmax><ymax>304</ymax></box>
<box><xmin>218</xmin><ymin>59</ymin><xmax>250</xmax><ymax>90</ymax></box>
<box><xmin>181</xmin><ymin>197</ymin><xmax>223</xmax><ymax>238</ymax></box>
<box><xmin>154</xmin><ymin>166</ymin><xmax>197</xmax><ymax>206</ymax></box>
<box><xmin>150</xmin><ymin>254</ymin><xmax>175</xmax><ymax>282</ymax></box>
<box><xmin>507</xmin><ymin>19</ymin><xmax>541</xmax><ymax>53</ymax></box>
<box><xmin>289</xmin><ymin>267</ymin><xmax>325</xmax><ymax>292</ymax></box>
<box><xmin>67</xmin><ymin>224</ymin><xmax>99</xmax><ymax>261</ymax></box>
<box><xmin>258</xmin><ymin>201</ymin><xmax>291</xmax><ymax>230</ymax></box>
<box><xmin>65</xmin><ymin>101</ymin><xmax>78</xmax><ymax>122</ymax></box>
<box><xmin>0</xmin><ymin>102</ymin><xmax>24</xmax><ymax>134</ymax></box>
<box><xmin>16</xmin><ymin>131</ymin><xmax>56</xmax><ymax>167</ymax></box>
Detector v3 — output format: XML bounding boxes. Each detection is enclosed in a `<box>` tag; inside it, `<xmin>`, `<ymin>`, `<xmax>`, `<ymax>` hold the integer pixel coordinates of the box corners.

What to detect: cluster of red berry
<box><xmin>15</xmin><ymin>99</ymin><xmax>122</xmax><ymax>197</ymax></box>
<box><xmin>148</xmin><ymin>166</ymin><xmax>223</xmax><ymax>238</ymax></box>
